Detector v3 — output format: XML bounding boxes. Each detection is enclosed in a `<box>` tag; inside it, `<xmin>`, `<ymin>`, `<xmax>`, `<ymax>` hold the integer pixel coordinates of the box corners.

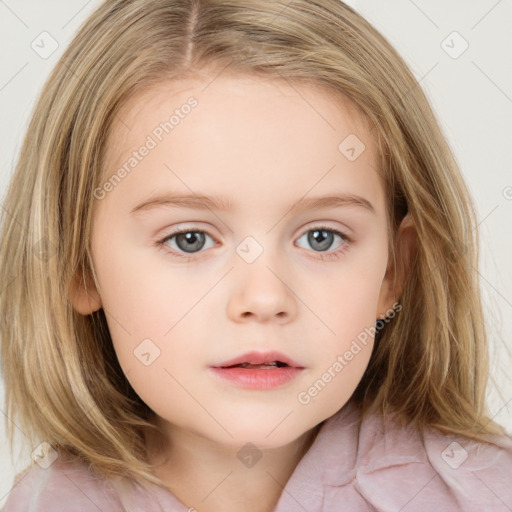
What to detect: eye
<box><xmin>296</xmin><ymin>225</ymin><xmax>350</xmax><ymax>261</ymax></box>
<box><xmin>157</xmin><ymin>228</ymin><xmax>215</xmax><ymax>258</ymax></box>
<box><xmin>156</xmin><ymin>225</ymin><xmax>350</xmax><ymax>261</ymax></box>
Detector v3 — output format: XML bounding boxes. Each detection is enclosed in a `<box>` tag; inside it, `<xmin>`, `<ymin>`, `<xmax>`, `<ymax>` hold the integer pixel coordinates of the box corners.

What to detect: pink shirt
<box><xmin>3</xmin><ymin>401</ymin><xmax>512</xmax><ymax>511</ymax></box>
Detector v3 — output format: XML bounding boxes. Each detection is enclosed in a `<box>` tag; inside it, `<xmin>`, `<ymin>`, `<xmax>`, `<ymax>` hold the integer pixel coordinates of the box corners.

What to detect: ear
<box><xmin>68</xmin><ymin>265</ymin><xmax>102</xmax><ymax>315</ymax></box>
<box><xmin>376</xmin><ymin>213</ymin><xmax>416</xmax><ymax>319</ymax></box>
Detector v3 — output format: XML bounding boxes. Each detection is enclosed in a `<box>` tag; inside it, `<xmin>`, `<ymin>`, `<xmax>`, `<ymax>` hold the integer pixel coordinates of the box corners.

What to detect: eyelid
<box><xmin>303</xmin><ymin>224</ymin><xmax>351</xmax><ymax>241</ymax></box>
<box><xmin>304</xmin><ymin>221</ymin><xmax>351</xmax><ymax>237</ymax></box>
<box><xmin>156</xmin><ymin>222</ymin><xmax>353</xmax><ymax>262</ymax></box>
<box><xmin>158</xmin><ymin>222</ymin><xmax>351</xmax><ymax>244</ymax></box>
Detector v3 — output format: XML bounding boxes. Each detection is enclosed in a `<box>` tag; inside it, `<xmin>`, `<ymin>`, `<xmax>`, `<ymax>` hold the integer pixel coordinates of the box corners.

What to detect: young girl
<box><xmin>1</xmin><ymin>0</ymin><xmax>511</xmax><ymax>511</ymax></box>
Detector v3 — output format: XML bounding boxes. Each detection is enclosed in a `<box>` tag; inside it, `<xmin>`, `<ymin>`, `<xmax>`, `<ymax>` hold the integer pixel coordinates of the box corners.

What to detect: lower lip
<box><xmin>209</xmin><ymin>366</ymin><xmax>304</xmax><ymax>390</ymax></box>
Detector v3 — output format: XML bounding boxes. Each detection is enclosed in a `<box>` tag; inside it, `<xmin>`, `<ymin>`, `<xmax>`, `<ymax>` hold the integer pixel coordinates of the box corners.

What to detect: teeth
<box><xmin>236</xmin><ymin>361</ymin><xmax>285</xmax><ymax>369</ymax></box>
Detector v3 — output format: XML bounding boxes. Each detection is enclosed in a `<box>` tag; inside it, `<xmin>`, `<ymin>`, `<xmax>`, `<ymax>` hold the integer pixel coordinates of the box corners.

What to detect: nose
<box><xmin>226</xmin><ymin>258</ymin><xmax>297</xmax><ymax>324</ymax></box>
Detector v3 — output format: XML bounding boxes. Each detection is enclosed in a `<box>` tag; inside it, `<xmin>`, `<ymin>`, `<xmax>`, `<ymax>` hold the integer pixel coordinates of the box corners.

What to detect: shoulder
<box><xmin>353</xmin><ymin>407</ymin><xmax>512</xmax><ymax>511</ymax></box>
<box><xmin>2</xmin><ymin>454</ymin><xmax>123</xmax><ymax>511</ymax></box>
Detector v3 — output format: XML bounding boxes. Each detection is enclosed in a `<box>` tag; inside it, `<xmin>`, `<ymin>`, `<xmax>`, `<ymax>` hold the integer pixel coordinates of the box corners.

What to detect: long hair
<box><xmin>0</xmin><ymin>0</ymin><xmax>507</xmax><ymax>500</ymax></box>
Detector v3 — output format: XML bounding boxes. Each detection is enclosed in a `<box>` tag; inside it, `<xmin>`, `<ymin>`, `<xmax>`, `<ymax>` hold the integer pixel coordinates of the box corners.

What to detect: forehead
<box><xmin>106</xmin><ymin>71</ymin><xmax>375</xmax><ymax>162</ymax></box>
<box><xmin>99</xmin><ymin>72</ymin><xmax>385</xmax><ymax>218</ymax></box>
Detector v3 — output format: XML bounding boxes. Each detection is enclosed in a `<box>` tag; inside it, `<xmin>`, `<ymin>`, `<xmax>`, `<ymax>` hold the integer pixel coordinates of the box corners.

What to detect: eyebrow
<box><xmin>129</xmin><ymin>192</ymin><xmax>376</xmax><ymax>215</ymax></box>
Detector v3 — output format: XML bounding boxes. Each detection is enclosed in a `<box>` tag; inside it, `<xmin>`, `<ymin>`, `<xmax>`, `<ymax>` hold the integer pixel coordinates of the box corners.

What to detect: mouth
<box><xmin>223</xmin><ymin>361</ymin><xmax>291</xmax><ymax>369</ymax></box>
<box><xmin>212</xmin><ymin>350</ymin><xmax>305</xmax><ymax>369</ymax></box>
<box><xmin>209</xmin><ymin>351</ymin><xmax>305</xmax><ymax>390</ymax></box>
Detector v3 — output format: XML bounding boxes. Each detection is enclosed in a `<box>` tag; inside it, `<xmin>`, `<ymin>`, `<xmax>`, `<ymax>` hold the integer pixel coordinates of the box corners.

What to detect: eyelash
<box><xmin>156</xmin><ymin>225</ymin><xmax>351</xmax><ymax>262</ymax></box>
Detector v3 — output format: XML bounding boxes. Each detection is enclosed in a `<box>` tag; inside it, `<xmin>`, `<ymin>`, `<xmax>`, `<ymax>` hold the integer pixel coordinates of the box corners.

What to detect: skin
<box><xmin>70</xmin><ymin>70</ymin><xmax>413</xmax><ymax>512</ymax></box>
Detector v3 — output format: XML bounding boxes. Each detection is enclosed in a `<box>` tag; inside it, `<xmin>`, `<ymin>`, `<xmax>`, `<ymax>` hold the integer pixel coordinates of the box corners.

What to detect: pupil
<box><xmin>309</xmin><ymin>229</ymin><xmax>333</xmax><ymax>251</ymax></box>
<box><xmin>176</xmin><ymin>232</ymin><xmax>205</xmax><ymax>253</ymax></box>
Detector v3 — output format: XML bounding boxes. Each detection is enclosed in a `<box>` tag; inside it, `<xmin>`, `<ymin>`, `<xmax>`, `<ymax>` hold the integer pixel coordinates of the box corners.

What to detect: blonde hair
<box><xmin>0</xmin><ymin>0</ymin><xmax>508</xmax><ymax>501</ymax></box>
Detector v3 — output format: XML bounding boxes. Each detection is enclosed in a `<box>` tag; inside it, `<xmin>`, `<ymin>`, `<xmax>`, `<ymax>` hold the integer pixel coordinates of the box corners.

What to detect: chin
<box><xmin>214</xmin><ymin>423</ymin><xmax>309</xmax><ymax>451</ymax></box>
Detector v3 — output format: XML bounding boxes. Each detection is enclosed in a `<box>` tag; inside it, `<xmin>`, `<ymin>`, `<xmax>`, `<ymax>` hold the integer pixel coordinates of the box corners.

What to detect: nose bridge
<box><xmin>235</xmin><ymin>232</ymin><xmax>285</xmax><ymax>288</ymax></box>
<box><xmin>227</xmin><ymin>232</ymin><xmax>296</xmax><ymax>321</ymax></box>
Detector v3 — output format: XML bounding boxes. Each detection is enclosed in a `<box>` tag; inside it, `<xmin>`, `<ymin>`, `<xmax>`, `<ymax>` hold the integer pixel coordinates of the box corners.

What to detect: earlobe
<box><xmin>376</xmin><ymin>213</ymin><xmax>416</xmax><ymax>319</ymax></box>
<box><xmin>68</xmin><ymin>268</ymin><xmax>102</xmax><ymax>315</ymax></box>
<box><xmin>376</xmin><ymin>270</ymin><xmax>396</xmax><ymax>319</ymax></box>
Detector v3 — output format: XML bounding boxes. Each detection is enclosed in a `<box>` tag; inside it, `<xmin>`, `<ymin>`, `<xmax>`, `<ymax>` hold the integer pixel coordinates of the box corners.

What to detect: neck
<box><xmin>146</xmin><ymin>420</ymin><xmax>323</xmax><ymax>512</ymax></box>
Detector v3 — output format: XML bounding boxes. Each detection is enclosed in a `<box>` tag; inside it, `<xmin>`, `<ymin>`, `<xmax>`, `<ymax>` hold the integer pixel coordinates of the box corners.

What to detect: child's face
<box><xmin>80</xmin><ymin>72</ymin><xmax>395</xmax><ymax>449</ymax></box>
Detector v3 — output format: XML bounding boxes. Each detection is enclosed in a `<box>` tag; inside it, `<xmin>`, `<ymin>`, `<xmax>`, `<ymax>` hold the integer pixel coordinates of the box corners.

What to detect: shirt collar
<box><xmin>271</xmin><ymin>400</ymin><xmax>362</xmax><ymax>511</ymax></box>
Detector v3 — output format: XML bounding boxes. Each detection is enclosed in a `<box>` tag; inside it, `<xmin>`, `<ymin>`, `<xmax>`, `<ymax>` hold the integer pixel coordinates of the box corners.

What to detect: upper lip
<box><xmin>212</xmin><ymin>350</ymin><xmax>305</xmax><ymax>368</ymax></box>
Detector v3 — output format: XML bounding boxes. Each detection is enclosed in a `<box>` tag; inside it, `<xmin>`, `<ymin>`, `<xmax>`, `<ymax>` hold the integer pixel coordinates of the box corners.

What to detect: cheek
<box><xmin>90</xmin><ymin>235</ymin><xmax>213</xmax><ymax>397</ymax></box>
<box><xmin>308</xmin><ymin>250</ymin><xmax>386</xmax><ymax>346</ymax></box>
<box><xmin>299</xmin><ymin>247</ymin><xmax>386</xmax><ymax>398</ymax></box>
<box><xmin>295</xmin><ymin>277</ymin><xmax>381</xmax><ymax>416</ymax></box>
<box><xmin>92</xmin><ymin>227</ymin><xmax>201</xmax><ymax>336</ymax></box>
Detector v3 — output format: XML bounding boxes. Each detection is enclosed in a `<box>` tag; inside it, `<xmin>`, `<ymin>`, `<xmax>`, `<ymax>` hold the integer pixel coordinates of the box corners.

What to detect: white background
<box><xmin>1</xmin><ymin>0</ymin><xmax>511</xmax><ymax>506</ymax></box>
